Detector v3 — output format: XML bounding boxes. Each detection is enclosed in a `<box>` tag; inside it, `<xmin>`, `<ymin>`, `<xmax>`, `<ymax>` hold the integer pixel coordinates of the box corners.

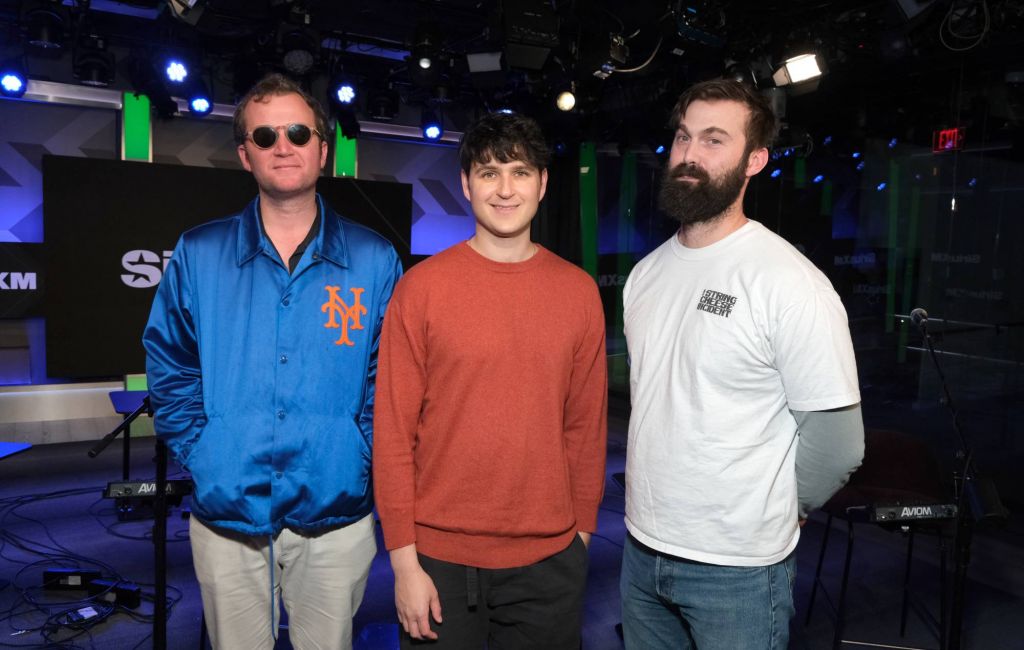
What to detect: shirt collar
<box><xmin>237</xmin><ymin>194</ymin><xmax>349</xmax><ymax>269</ymax></box>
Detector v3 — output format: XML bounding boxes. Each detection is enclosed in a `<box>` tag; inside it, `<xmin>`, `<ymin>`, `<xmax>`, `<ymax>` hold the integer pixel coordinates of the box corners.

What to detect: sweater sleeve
<box><xmin>563</xmin><ymin>280</ymin><xmax>608</xmax><ymax>533</ymax></box>
<box><xmin>372</xmin><ymin>280</ymin><xmax>426</xmax><ymax>551</ymax></box>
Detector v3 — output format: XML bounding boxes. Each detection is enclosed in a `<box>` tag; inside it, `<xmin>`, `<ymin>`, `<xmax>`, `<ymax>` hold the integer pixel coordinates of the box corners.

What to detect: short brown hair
<box><xmin>232</xmin><ymin>73</ymin><xmax>329</xmax><ymax>145</ymax></box>
<box><xmin>669</xmin><ymin>79</ymin><xmax>778</xmax><ymax>154</ymax></box>
<box><xmin>458</xmin><ymin>112</ymin><xmax>550</xmax><ymax>175</ymax></box>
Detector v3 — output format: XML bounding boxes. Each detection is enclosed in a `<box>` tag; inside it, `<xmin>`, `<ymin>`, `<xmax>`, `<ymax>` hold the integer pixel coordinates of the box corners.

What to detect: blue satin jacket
<box><xmin>143</xmin><ymin>195</ymin><xmax>402</xmax><ymax>536</ymax></box>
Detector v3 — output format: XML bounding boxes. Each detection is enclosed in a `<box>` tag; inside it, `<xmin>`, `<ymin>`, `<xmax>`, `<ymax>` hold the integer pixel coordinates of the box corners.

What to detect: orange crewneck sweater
<box><xmin>373</xmin><ymin>241</ymin><xmax>608</xmax><ymax>569</ymax></box>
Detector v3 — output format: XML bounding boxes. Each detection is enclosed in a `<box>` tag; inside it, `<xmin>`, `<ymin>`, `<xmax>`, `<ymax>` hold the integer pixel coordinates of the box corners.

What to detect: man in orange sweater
<box><xmin>373</xmin><ymin>112</ymin><xmax>608</xmax><ymax>648</ymax></box>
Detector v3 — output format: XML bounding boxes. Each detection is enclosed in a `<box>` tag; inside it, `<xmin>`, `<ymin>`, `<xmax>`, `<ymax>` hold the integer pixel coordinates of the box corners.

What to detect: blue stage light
<box><xmin>876</xmin><ymin>182</ymin><xmax>887</xmax><ymax>191</ymax></box>
<box><xmin>655</xmin><ymin>144</ymin><xmax>666</xmax><ymax>155</ymax></box>
<box><xmin>165</xmin><ymin>60</ymin><xmax>188</xmax><ymax>83</ymax></box>
<box><xmin>823</xmin><ymin>135</ymin><xmax>832</xmax><ymax>145</ymax></box>
<box><xmin>812</xmin><ymin>174</ymin><xmax>824</xmax><ymax>184</ymax></box>
<box><xmin>888</xmin><ymin>137</ymin><xmax>898</xmax><ymax>148</ymax></box>
<box><xmin>770</xmin><ymin>168</ymin><xmax>782</xmax><ymax>178</ymax></box>
<box><xmin>852</xmin><ymin>151</ymin><xmax>861</xmax><ymax>159</ymax></box>
<box><xmin>190</xmin><ymin>96</ymin><xmax>211</xmax><ymax>115</ymax></box>
<box><xmin>0</xmin><ymin>72</ymin><xmax>26</xmax><ymax>97</ymax></box>
<box><xmin>421</xmin><ymin>108</ymin><xmax>442</xmax><ymax>140</ymax></box>
<box><xmin>856</xmin><ymin>161</ymin><xmax>865</xmax><ymax>171</ymax></box>
<box><xmin>0</xmin><ymin>59</ymin><xmax>27</xmax><ymax>98</ymax></box>
<box><xmin>968</xmin><ymin>177</ymin><xmax>977</xmax><ymax>188</ymax></box>
<box><xmin>335</xmin><ymin>83</ymin><xmax>356</xmax><ymax>105</ymax></box>
<box><xmin>186</xmin><ymin>78</ymin><xmax>213</xmax><ymax>116</ymax></box>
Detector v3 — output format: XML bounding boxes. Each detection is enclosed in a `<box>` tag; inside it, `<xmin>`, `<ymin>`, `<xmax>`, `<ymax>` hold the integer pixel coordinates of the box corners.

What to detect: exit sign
<box><xmin>933</xmin><ymin>127</ymin><xmax>965</xmax><ymax>153</ymax></box>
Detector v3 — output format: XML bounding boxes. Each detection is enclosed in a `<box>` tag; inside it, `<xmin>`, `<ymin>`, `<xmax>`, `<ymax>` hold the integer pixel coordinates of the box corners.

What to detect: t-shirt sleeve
<box><xmin>773</xmin><ymin>285</ymin><xmax>860</xmax><ymax>411</ymax></box>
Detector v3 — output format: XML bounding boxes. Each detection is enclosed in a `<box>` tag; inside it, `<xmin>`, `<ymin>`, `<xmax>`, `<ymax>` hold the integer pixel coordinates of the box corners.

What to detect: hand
<box><xmin>390</xmin><ymin>545</ymin><xmax>442</xmax><ymax>641</ymax></box>
<box><xmin>578</xmin><ymin>531</ymin><xmax>592</xmax><ymax>548</ymax></box>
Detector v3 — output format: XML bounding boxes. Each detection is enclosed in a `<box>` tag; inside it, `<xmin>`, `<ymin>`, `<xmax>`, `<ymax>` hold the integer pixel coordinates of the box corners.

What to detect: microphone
<box><xmin>910</xmin><ymin>307</ymin><xmax>928</xmax><ymax>332</ymax></box>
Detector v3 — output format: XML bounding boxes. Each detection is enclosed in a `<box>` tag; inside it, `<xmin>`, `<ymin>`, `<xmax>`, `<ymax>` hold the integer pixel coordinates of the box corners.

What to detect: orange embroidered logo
<box><xmin>321</xmin><ymin>286</ymin><xmax>367</xmax><ymax>346</ymax></box>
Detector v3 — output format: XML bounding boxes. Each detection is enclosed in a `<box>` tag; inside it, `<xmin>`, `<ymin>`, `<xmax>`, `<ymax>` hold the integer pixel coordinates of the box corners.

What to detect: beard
<box><xmin>658</xmin><ymin>158</ymin><xmax>748</xmax><ymax>226</ymax></box>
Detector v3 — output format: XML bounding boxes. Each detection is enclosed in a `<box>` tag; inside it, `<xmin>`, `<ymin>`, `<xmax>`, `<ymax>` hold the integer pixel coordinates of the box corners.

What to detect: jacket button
<box><xmin>282</xmin><ymin>297</ymin><xmax>290</xmax><ymax>306</ymax></box>
<box><xmin>274</xmin><ymin>471</ymin><xmax>283</xmax><ymax>479</ymax></box>
<box><xmin>280</xmin><ymin>355</ymin><xmax>287</xmax><ymax>364</ymax></box>
<box><xmin>312</xmin><ymin>252</ymin><xmax>320</xmax><ymax>260</ymax></box>
<box><xmin>277</xmin><ymin>410</ymin><xmax>286</xmax><ymax>420</ymax></box>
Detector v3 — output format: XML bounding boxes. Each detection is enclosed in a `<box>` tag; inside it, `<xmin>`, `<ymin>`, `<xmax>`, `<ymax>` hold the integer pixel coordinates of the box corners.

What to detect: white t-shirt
<box><xmin>623</xmin><ymin>220</ymin><xmax>860</xmax><ymax>566</ymax></box>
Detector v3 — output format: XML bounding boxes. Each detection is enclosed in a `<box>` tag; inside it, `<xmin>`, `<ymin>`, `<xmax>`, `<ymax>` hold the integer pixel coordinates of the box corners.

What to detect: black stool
<box><xmin>805</xmin><ymin>429</ymin><xmax>954</xmax><ymax>650</ymax></box>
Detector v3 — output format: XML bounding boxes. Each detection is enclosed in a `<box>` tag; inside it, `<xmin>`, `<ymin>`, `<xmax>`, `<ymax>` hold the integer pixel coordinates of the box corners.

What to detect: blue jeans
<box><xmin>620</xmin><ymin>533</ymin><xmax>796</xmax><ymax>650</ymax></box>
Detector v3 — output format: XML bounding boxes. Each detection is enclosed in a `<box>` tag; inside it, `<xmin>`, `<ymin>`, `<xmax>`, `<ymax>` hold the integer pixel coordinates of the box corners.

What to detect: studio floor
<box><xmin>2</xmin><ymin>413</ymin><xmax>1023</xmax><ymax>650</ymax></box>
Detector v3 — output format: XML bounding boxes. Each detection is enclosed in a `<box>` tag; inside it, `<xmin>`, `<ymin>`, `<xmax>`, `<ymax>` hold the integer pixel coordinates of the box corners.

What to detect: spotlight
<box><xmin>496</xmin><ymin>108</ymin><xmax>514</xmax><ymax>114</ymax></box>
<box><xmin>967</xmin><ymin>177</ymin><xmax>977</xmax><ymax>188</ymax></box>
<box><xmin>770</xmin><ymin>168</ymin><xmax>782</xmax><ymax>178</ymax></box>
<box><xmin>421</xmin><ymin>108</ymin><xmax>442</xmax><ymax>140</ymax></box>
<box><xmin>409</xmin><ymin>23</ymin><xmax>443</xmax><ymax>87</ymax></box>
<box><xmin>73</xmin><ymin>34</ymin><xmax>114</xmax><ymax>88</ymax></box>
<box><xmin>724</xmin><ymin>60</ymin><xmax>755</xmax><ymax>86</ymax></box>
<box><xmin>0</xmin><ymin>60</ymin><xmax>27</xmax><ymax>98</ymax></box>
<box><xmin>876</xmin><ymin>182</ymin><xmax>887</xmax><ymax>191</ymax></box>
<box><xmin>772</xmin><ymin>53</ymin><xmax>822</xmax><ymax>86</ymax></box>
<box><xmin>822</xmin><ymin>135</ymin><xmax>833</xmax><ymax>145</ymax></box>
<box><xmin>329</xmin><ymin>71</ymin><xmax>358</xmax><ymax>108</ymax></box>
<box><xmin>813</xmin><ymin>174</ymin><xmax>825</xmax><ymax>184</ymax></box>
<box><xmin>654</xmin><ymin>144</ymin><xmax>666</xmax><ymax>155</ymax></box>
<box><xmin>280</xmin><ymin>24</ymin><xmax>318</xmax><ymax>76</ymax></box>
<box><xmin>188</xmin><ymin>82</ymin><xmax>213</xmax><ymax>116</ymax></box>
<box><xmin>190</xmin><ymin>96</ymin><xmax>211</xmax><ymax>115</ymax></box>
<box><xmin>165</xmin><ymin>59</ymin><xmax>189</xmax><ymax>84</ymax></box>
<box><xmin>556</xmin><ymin>89</ymin><xmax>576</xmax><ymax>112</ymax></box>
<box><xmin>23</xmin><ymin>1</ymin><xmax>68</xmax><ymax>50</ymax></box>
<box><xmin>888</xmin><ymin>137</ymin><xmax>898</xmax><ymax>148</ymax></box>
<box><xmin>852</xmin><ymin>151</ymin><xmax>861</xmax><ymax>158</ymax></box>
<box><xmin>856</xmin><ymin>161</ymin><xmax>865</xmax><ymax>171</ymax></box>
<box><xmin>335</xmin><ymin>83</ymin><xmax>356</xmax><ymax>105</ymax></box>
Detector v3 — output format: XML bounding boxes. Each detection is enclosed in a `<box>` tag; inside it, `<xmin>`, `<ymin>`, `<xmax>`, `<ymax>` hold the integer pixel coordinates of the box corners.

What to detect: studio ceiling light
<box><xmin>772</xmin><ymin>54</ymin><xmax>822</xmax><ymax>86</ymax></box>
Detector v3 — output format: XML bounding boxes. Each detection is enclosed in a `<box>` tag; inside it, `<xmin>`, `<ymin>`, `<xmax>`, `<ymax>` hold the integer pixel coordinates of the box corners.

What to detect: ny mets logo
<box><xmin>321</xmin><ymin>286</ymin><xmax>367</xmax><ymax>346</ymax></box>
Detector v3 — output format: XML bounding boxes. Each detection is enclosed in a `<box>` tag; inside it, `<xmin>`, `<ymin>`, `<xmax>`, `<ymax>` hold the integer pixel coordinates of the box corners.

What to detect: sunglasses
<box><xmin>245</xmin><ymin>123</ymin><xmax>323</xmax><ymax>149</ymax></box>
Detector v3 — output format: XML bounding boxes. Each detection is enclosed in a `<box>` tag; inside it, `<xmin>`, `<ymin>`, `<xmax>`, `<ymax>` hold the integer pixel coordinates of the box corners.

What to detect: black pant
<box><xmin>403</xmin><ymin>535</ymin><xmax>589</xmax><ymax>649</ymax></box>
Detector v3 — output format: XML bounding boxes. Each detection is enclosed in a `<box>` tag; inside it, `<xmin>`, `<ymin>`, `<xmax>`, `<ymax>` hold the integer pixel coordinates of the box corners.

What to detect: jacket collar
<box><xmin>236</xmin><ymin>194</ymin><xmax>349</xmax><ymax>269</ymax></box>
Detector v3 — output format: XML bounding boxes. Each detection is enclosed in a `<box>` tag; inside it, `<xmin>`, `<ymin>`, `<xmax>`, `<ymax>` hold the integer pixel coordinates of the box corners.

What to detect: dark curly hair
<box><xmin>458</xmin><ymin>112</ymin><xmax>550</xmax><ymax>174</ymax></box>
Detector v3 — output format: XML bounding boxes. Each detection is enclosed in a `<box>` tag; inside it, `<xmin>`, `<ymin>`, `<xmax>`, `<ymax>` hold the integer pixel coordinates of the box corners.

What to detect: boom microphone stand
<box><xmin>909</xmin><ymin>308</ymin><xmax>1008</xmax><ymax>650</ymax></box>
<box><xmin>89</xmin><ymin>393</ymin><xmax>171</xmax><ymax>650</ymax></box>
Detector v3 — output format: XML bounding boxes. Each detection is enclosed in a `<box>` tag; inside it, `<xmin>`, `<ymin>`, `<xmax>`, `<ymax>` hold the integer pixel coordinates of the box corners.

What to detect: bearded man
<box><xmin>618</xmin><ymin>79</ymin><xmax>865</xmax><ymax>650</ymax></box>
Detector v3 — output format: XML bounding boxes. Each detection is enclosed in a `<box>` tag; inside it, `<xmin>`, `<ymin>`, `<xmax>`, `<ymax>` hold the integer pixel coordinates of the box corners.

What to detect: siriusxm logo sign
<box><xmin>0</xmin><ymin>272</ymin><xmax>36</xmax><ymax>290</ymax></box>
<box><xmin>121</xmin><ymin>250</ymin><xmax>173</xmax><ymax>288</ymax></box>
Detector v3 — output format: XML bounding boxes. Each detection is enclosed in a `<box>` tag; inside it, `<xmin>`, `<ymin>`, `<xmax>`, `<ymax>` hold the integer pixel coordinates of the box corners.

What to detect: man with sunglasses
<box><xmin>373</xmin><ymin>112</ymin><xmax>607</xmax><ymax>648</ymax></box>
<box><xmin>143</xmin><ymin>73</ymin><xmax>402</xmax><ymax>650</ymax></box>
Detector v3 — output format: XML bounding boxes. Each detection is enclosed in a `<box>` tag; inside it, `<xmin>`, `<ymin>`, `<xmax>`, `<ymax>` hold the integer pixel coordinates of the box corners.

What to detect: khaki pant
<box><xmin>189</xmin><ymin>514</ymin><xmax>377</xmax><ymax>650</ymax></box>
